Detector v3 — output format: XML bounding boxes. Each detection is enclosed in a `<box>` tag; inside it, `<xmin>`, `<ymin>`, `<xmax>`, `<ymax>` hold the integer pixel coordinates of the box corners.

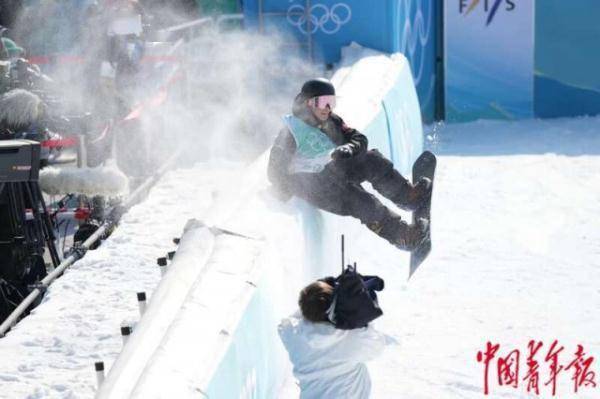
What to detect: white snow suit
<box><xmin>278</xmin><ymin>312</ymin><xmax>386</xmax><ymax>399</ymax></box>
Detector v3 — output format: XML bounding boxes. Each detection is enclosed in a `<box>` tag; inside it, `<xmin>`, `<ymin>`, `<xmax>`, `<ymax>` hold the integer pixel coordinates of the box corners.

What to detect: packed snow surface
<box><xmin>0</xmin><ymin>116</ymin><xmax>599</xmax><ymax>399</ymax></box>
<box><xmin>0</xmin><ymin>164</ymin><xmax>239</xmax><ymax>398</ymax></box>
<box><xmin>368</xmin><ymin>117</ymin><xmax>600</xmax><ymax>399</ymax></box>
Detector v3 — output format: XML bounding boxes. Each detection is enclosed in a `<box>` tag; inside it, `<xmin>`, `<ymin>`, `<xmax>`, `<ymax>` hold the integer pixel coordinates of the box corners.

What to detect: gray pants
<box><xmin>289</xmin><ymin>149</ymin><xmax>414</xmax><ymax>239</ymax></box>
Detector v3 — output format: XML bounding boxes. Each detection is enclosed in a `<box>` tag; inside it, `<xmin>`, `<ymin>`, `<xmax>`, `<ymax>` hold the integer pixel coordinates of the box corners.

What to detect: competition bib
<box><xmin>284</xmin><ymin>115</ymin><xmax>336</xmax><ymax>173</ymax></box>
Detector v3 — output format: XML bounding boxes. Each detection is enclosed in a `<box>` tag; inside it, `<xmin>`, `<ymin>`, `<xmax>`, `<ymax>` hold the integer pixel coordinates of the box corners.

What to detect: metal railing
<box><xmin>156</xmin><ymin>14</ymin><xmax>244</xmax><ymax>43</ymax></box>
<box><xmin>0</xmin><ymin>147</ymin><xmax>183</xmax><ymax>337</ymax></box>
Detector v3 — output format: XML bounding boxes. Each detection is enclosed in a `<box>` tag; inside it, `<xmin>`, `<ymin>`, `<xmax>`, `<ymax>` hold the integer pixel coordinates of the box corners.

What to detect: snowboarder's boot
<box><xmin>367</xmin><ymin>216</ymin><xmax>429</xmax><ymax>251</ymax></box>
<box><xmin>372</xmin><ymin>169</ymin><xmax>432</xmax><ymax>211</ymax></box>
<box><xmin>406</xmin><ymin>177</ymin><xmax>432</xmax><ymax>211</ymax></box>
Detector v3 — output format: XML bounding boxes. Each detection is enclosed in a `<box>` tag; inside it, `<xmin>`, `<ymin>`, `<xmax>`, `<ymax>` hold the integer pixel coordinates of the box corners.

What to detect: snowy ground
<box><xmin>366</xmin><ymin>117</ymin><xmax>600</xmax><ymax>399</ymax></box>
<box><xmin>0</xmin><ymin>116</ymin><xmax>599</xmax><ymax>399</ymax></box>
<box><xmin>0</xmin><ymin>164</ymin><xmax>240</xmax><ymax>398</ymax></box>
<box><xmin>277</xmin><ymin>116</ymin><xmax>600</xmax><ymax>399</ymax></box>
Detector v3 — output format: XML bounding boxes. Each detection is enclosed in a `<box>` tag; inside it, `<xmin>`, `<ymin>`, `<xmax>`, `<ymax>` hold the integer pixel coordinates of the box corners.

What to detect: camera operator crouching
<box><xmin>278</xmin><ymin>266</ymin><xmax>388</xmax><ymax>399</ymax></box>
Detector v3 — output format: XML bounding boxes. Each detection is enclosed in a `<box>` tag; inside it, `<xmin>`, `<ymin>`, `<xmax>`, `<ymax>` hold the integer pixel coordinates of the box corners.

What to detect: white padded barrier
<box><xmin>96</xmin><ymin>221</ymin><xmax>216</xmax><ymax>398</ymax></box>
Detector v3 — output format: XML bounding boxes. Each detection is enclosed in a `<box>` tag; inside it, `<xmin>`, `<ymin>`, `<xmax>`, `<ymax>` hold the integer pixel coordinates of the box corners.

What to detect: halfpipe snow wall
<box><xmin>202</xmin><ymin>49</ymin><xmax>424</xmax><ymax>397</ymax></box>
<box><xmin>96</xmin><ymin>49</ymin><xmax>423</xmax><ymax>398</ymax></box>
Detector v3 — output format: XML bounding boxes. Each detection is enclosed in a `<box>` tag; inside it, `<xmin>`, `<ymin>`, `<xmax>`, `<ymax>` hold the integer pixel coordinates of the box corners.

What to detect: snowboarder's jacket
<box><xmin>278</xmin><ymin>311</ymin><xmax>386</xmax><ymax>399</ymax></box>
<box><xmin>268</xmin><ymin>98</ymin><xmax>368</xmax><ymax>200</ymax></box>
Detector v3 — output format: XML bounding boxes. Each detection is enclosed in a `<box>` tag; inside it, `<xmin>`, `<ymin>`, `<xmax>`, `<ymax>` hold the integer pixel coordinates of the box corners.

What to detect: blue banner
<box><xmin>394</xmin><ymin>0</ymin><xmax>437</xmax><ymax>123</ymax></box>
<box><xmin>534</xmin><ymin>1</ymin><xmax>600</xmax><ymax>118</ymax></box>
<box><xmin>243</xmin><ymin>0</ymin><xmax>439</xmax><ymax>122</ymax></box>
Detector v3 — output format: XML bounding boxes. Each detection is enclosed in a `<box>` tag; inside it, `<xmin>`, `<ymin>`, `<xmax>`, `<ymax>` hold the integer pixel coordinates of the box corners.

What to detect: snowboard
<box><xmin>409</xmin><ymin>151</ymin><xmax>436</xmax><ymax>278</ymax></box>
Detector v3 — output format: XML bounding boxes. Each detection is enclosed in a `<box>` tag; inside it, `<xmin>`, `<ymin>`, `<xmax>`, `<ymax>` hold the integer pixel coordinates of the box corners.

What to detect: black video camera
<box><xmin>0</xmin><ymin>140</ymin><xmax>40</xmax><ymax>183</ymax></box>
<box><xmin>323</xmin><ymin>265</ymin><xmax>385</xmax><ymax>330</ymax></box>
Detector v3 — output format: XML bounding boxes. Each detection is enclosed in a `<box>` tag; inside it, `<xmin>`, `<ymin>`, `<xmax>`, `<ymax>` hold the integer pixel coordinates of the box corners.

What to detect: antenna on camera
<box><xmin>341</xmin><ymin>234</ymin><xmax>345</xmax><ymax>274</ymax></box>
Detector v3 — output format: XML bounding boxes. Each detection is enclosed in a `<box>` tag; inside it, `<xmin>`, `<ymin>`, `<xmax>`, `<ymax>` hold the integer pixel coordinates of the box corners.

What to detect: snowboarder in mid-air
<box><xmin>268</xmin><ymin>78</ymin><xmax>432</xmax><ymax>251</ymax></box>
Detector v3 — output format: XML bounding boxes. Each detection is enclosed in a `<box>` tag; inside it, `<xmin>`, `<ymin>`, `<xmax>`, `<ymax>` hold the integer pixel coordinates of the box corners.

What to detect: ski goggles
<box><xmin>308</xmin><ymin>95</ymin><xmax>337</xmax><ymax>110</ymax></box>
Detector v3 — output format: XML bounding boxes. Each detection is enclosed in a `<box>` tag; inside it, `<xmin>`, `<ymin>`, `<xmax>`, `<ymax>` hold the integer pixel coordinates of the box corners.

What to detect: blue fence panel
<box><xmin>205</xmin><ymin>280</ymin><xmax>284</xmax><ymax>399</ymax></box>
<box><xmin>383</xmin><ymin>66</ymin><xmax>424</xmax><ymax>175</ymax></box>
<box><xmin>393</xmin><ymin>0</ymin><xmax>437</xmax><ymax>123</ymax></box>
<box><xmin>534</xmin><ymin>1</ymin><xmax>600</xmax><ymax>118</ymax></box>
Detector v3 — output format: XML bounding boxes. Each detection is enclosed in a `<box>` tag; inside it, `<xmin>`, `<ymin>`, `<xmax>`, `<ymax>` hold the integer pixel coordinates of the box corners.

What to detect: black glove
<box><xmin>331</xmin><ymin>145</ymin><xmax>354</xmax><ymax>160</ymax></box>
<box><xmin>363</xmin><ymin>276</ymin><xmax>385</xmax><ymax>292</ymax></box>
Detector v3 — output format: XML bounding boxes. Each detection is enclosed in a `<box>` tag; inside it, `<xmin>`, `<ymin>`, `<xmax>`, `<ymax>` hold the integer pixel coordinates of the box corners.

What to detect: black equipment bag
<box><xmin>328</xmin><ymin>266</ymin><xmax>384</xmax><ymax>330</ymax></box>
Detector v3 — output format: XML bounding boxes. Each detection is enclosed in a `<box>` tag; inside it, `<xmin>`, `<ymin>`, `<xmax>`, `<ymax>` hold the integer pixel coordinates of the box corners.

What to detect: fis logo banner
<box><xmin>459</xmin><ymin>0</ymin><xmax>516</xmax><ymax>25</ymax></box>
<box><xmin>445</xmin><ymin>0</ymin><xmax>535</xmax><ymax>122</ymax></box>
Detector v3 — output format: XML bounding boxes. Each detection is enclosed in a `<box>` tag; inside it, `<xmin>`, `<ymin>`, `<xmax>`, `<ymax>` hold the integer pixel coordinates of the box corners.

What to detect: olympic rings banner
<box><xmin>444</xmin><ymin>0</ymin><xmax>535</xmax><ymax>122</ymax></box>
<box><xmin>243</xmin><ymin>0</ymin><xmax>439</xmax><ymax>122</ymax></box>
<box><xmin>285</xmin><ymin>2</ymin><xmax>352</xmax><ymax>36</ymax></box>
<box><xmin>242</xmin><ymin>0</ymin><xmax>380</xmax><ymax>62</ymax></box>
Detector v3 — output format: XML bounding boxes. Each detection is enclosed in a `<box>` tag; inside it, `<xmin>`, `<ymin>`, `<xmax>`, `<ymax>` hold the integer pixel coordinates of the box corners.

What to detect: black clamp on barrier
<box><xmin>70</xmin><ymin>244</ymin><xmax>88</xmax><ymax>260</ymax></box>
<box><xmin>107</xmin><ymin>205</ymin><xmax>127</xmax><ymax>224</ymax></box>
<box><xmin>27</xmin><ymin>282</ymin><xmax>48</xmax><ymax>293</ymax></box>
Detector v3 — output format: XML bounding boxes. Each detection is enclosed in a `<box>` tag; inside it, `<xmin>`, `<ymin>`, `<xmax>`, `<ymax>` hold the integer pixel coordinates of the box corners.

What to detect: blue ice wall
<box><xmin>204</xmin><ymin>279</ymin><xmax>283</xmax><ymax>398</ymax></box>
